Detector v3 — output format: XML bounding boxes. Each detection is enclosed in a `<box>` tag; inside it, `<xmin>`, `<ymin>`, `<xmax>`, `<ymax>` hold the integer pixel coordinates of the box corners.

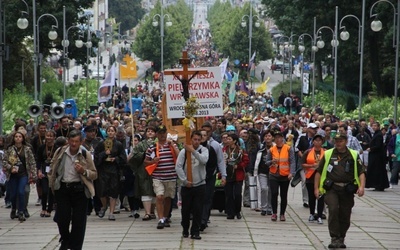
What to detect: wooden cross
<box><xmin>164</xmin><ymin>51</ymin><xmax>208</xmax><ymax>183</ymax></box>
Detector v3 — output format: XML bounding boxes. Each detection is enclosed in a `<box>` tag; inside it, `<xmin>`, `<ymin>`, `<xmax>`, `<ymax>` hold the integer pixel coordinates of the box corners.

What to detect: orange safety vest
<box><xmin>305</xmin><ymin>148</ymin><xmax>325</xmax><ymax>179</ymax></box>
<box><xmin>269</xmin><ymin>144</ymin><xmax>291</xmax><ymax>176</ymax></box>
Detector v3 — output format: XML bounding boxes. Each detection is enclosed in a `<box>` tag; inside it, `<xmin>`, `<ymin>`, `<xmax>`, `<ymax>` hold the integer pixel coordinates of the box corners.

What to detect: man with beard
<box><xmin>81</xmin><ymin>125</ymin><xmax>102</xmax><ymax>215</ymax></box>
<box><xmin>56</xmin><ymin>116</ymin><xmax>75</xmax><ymax>138</ymax></box>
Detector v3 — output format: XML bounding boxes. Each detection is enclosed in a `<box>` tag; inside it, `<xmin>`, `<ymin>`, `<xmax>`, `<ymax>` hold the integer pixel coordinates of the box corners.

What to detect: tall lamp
<box><xmin>370</xmin><ymin>0</ymin><xmax>400</xmax><ymax>122</ymax></box>
<box><xmin>153</xmin><ymin>0</ymin><xmax>172</xmax><ymax>74</ymax></box>
<box><xmin>17</xmin><ymin>0</ymin><xmax>58</xmax><ymax>104</ymax></box>
<box><xmin>241</xmin><ymin>0</ymin><xmax>260</xmax><ymax>89</ymax></box>
<box><xmin>338</xmin><ymin>1</ymin><xmax>365</xmax><ymax>120</ymax></box>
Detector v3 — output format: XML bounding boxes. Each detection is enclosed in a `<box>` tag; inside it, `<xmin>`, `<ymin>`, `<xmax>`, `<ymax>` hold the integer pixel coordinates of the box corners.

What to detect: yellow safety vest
<box><xmin>319</xmin><ymin>148</ymin><xmax>360</xmax><ymax>194</ymax></box>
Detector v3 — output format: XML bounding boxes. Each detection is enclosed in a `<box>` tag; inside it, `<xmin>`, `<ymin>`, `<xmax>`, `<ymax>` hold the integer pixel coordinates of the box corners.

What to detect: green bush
<box><xmin>2</xmin><ymin>67</ymin><xmax>103</xmax><ymax>134</ymax></box>
<box><xmin>272</xmin><ymin>78</ymin><xmax>397</xmax><ymax>123</ymax></box>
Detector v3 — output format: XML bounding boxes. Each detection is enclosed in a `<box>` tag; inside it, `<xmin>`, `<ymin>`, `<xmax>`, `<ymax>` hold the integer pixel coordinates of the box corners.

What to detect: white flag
<box><xmin>219</xmin><ymin>57</ymin><xmax>229</xmax><ymax>82</ymax></box>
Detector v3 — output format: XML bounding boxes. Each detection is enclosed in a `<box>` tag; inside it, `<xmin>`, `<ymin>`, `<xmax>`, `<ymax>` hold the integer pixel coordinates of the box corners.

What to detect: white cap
<box><xmin>307</xmin><ymin>123</ymin><xmax>318</xmax><ymax>129</ymax></box>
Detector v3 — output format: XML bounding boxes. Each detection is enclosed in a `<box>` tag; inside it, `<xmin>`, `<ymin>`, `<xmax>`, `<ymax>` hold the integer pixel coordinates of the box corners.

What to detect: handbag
<box><xmin>145</xmin><ymin>163</ymin><xmax>157</xmax><ymax>175</ymax></box>
<box><xmin>290</xmin><ymin>168</ymin><xmax>302</xmax><ymax>187</ymax></box>
<box><xmin>145</xmin><ymin>143</ymin><xmax>160</xmax><ymax>175</ymax></box>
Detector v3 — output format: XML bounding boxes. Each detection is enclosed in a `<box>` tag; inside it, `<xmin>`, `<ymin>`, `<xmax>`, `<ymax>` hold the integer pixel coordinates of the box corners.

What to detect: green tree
<box><xmin>209</xmin><ymin>1</ymin><xmax>273</xmax><ymax>64</ymax></box>
<box><xmin>4</xmin><ymin>0</ymin><xmax>95</xmax><ymax>92</ymax></box>
<box><xmin>261</xmin><ymin>0</ymin><xmax>397</xmax><ymax>99</ymax></box>
<box><xmin>133</xmin><ymin>0</ymin><xmax>192</xmax><ymax>71</ymax></box>
<box><xmin>109</xmin><ymin>0</ymin><xmax>145</xmax><ymax>34</ymax></box>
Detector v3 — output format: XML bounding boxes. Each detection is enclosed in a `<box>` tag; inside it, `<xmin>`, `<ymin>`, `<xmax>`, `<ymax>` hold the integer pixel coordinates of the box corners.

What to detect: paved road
<box><xmin>0</xmin><ymin>181</ymin><xmax>399</xmax><ymax>249</ymax></box>
<box><xmin>254</xmin><ymin>59</ymin><xmax>283</xmax><ymax>94</ymax></box>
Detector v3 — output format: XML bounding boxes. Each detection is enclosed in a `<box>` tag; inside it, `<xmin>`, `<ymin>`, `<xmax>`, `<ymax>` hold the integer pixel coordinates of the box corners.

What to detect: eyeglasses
<box><xmin>222</xmin><ymin>136</ymin><xmax>228</xmax><ymax>139</ymax></box>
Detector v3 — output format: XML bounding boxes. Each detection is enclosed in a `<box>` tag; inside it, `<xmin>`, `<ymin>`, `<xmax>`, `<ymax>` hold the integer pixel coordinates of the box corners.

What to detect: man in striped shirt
<box><xmin>145</xmin><ymin>125</ymin><xmax>180</xmax><ymax>229</ymax></box>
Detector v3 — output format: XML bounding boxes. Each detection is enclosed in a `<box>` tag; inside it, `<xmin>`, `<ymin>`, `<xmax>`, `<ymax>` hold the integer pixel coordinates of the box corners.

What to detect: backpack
<box><xmin>183</xmin><ymin>145</ymin><xmax>216</xmax><ymax>180</ymax></box>
<box><xmin>205</xmin><ymin>145</ymin><xmax>218</xmax><ymax>180</ymax></box>
<box><xmin>285</xmin><ymin>97</ymin><xmax>291</xmax><ymax>107</ymax></box>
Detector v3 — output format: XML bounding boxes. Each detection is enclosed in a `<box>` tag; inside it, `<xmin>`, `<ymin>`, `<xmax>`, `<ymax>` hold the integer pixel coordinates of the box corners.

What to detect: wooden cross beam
<box><xmin>164</xmin><ymin>51</ymin><xmax>208</xmax><ymax>101</ymax></box>
<box><xmin>164</xmin><ymin>51</ymin><xmax>208</xmax><ymax>183</ymax></box>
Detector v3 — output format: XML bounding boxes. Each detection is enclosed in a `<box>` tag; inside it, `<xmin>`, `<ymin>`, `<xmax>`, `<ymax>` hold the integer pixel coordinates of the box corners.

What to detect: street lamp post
<box><xmin>17</xmin><ymin>0</ymin><xmax>58</xmax><ymax>104</ymax></box>
<box><xmin>298</xmin><ymin>33</ymin><xmax>314</xmax><ymax>104</ymax></box>
<box><xmin>278</xmin><ymin>36</ymin><xmax>289</xmax><ymax>86</ymax></box>
<box><xmin>288</xmin><ymin>33</ymin><xmax>298</xmax><ymax>95</ymax></box>
<box><xmin>339</xmin><ymin>1</ymin><xmax>366</xmax><ymax>120</ymax></box>
<box><xmin>153</xmin><ymin>0</ymin><xmax>172</xmax><ymax>74</ymax></box>
<box><xmin>370</xmin><ymin>0</ymin><xmax>400</xmax><ymax>122</ymax></box>
<box><xmin>241</xmin><ymin>1</ymin><xmax>260</xmax><ymax>89</ymax></box>
<box><xmin>116</xmin><ymin>36</ymin><xmax>131</xmax><ymax>87</ymax></box>
<box><xmin>97</xmin><ymin>31</ymin><xmax>111</xmax><ymax>90</ymax></box>
<box><xmin>74</xmin><ymin>15</ymin><xmax>93</xmax><ymax>111</ymax></box>
<box><xmin>62</xmin><ymin>6</ymin><xmax>83</xmax><ymax>101</ymax></box>
<box><xmin>314</xmin><ymin>22</ymin><xmax>339</xmax><ymax>115</ymax></box>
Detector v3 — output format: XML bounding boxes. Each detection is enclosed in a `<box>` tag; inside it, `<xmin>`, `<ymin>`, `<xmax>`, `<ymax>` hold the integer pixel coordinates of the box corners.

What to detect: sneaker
<box><xmin>303</xmin><ymin>203</ymin><xmax>309</xmax><ymax>208</ymax></box>
<box><xmin>261</xmin><ymin>210</ymin><xmax>267</xmax><ymax>216</ymax></box>
<box><xmin>308</xmin><ymin>214</ymin><xmax>315</xmax><ymax>222</ymax></box>
<box><xmin>271</xmin><ymin>214</ymin><xmax>277</xmax><ymax>221</ymax></box>
<box><xmin>157</xmin><ymin>219</ymin><xmax>165</xmax><ymax>229</ymax></box>
<box><xmin>98</xmin><ymin>208</ymin><xmax>106</xmax><ymax>218</ymax></box>
<box><xmin>280</xmin><ymin>214</ymin><xmax>286</xmax><ymax>221</ymax></box>
<box><xmin>317</xmin><ymin>217</ymin><xmax>323</xmax><ymax>224</ymax></box>
<box><xmin>5</xmin><ymin>201</ymin><xmax>11</xmax><ymax>209</ymax></box>
<box><xmin>108</xmin><ymin>214</ymin><xmax>116</xmax><ymax>221</ymax></box>
<box><xmin>36</xmin><ymin>199</ymin><xmax>41</xmax><ymax>206</ymax></box>
<box><xmin>164</xmin><ymin>219</ymin><xmax>170</xmax><ymax>227</ymax></box>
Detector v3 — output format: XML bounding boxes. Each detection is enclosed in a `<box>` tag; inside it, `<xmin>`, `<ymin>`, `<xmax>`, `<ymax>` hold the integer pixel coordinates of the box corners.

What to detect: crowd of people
<box><xmin>0</xmin><ymin>22</ymin><xmax>398</xmax><ymax>250</ymax></box>
<box><xmin>1</xmin><ymin>88</ymin><xmax>398</xmax><ymax>248</ymax></box>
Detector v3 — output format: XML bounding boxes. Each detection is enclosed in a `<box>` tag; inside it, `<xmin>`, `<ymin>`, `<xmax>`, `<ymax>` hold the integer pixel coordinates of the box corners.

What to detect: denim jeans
<box><xmin>390</xmin><ymin>161</ymin><xmax>400</xmax><ymax>185</ymax></box>
<box><xmin>8</xmin><ymin>175</ymin><xmax>28</xmax><ymax>212</ymax></box>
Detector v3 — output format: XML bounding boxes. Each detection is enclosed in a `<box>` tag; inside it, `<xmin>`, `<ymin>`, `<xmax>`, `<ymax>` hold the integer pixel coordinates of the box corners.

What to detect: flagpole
<box><xmin>128</xmin><ymin>78</ymin><xmax>135</xmax><ymax>144</ymax></box>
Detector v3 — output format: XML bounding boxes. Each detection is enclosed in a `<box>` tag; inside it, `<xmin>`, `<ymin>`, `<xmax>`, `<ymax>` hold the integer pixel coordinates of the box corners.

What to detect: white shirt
<box><xmin>62</xmin><ymin>147</ymin><xmax>82</xmax><ymax>183</ymax></box>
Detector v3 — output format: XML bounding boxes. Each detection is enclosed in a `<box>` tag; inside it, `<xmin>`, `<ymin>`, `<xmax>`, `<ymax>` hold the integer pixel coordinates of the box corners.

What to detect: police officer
<box><xmin>314</xmin><ymin>133</ymin><xmax>365</xmax><ymax>249</ymax></box>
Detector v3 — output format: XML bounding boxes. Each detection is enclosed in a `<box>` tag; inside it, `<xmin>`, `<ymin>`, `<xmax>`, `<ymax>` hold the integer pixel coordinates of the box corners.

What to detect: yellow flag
<box><xmin>256</xmin><ymin>77</ymin><xmax>270</xmax><ymax>94</ymax></box>
<box><xmin>120</xmin><ymin>54</ymin><xmax>138</xmax><ymax>79</ymax></box>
